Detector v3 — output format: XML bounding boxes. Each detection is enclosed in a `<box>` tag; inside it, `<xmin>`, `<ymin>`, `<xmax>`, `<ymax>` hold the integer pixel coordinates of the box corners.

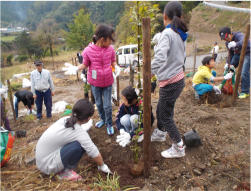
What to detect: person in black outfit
<box><xmin>13</xmin><ymin>90</ymin><xmax>36</xmax><ymax>119</ymax></box>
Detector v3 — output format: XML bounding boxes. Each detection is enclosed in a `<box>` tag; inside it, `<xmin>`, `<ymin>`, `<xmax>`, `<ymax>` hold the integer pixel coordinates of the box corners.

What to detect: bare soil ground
<box><xmin>1</xmin><ymin>60</ymin><xmax>250</xmax><ymax>191</ymax></box>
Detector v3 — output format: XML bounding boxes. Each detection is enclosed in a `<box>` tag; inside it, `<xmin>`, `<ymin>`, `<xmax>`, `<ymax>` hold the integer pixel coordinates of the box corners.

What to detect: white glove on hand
<box><xmin>83</xmin><ymin>77</ymin><xmax>87</xmax><ymax>83</ymax></box>
<box><xmin>116</xmin><ymin>132</ymin><xmax>131</xmax><ymax>147</ymax></box>
<box><xmin>224</xmin><ymin>72</ymin><xmax>233</xmax><ymax>80</ymax></box>
<box><xmin>31</xmin><ymin>109</ymin><xmax>37</xmax><ymax>115</ymax></box>
<box><xmin>64</xmin><ymin>66</ymin><xmax>79</xmax><ymax>75</ymax></box>
<box><xmin>228</xmin><ymin>41</ymin><xmax>236</xmax><ymax>49</ymax></box>
<box><xmin>0</xmin><ymin>86</ymin><xmax>8</xmax><ymax>95</ymax></box>
<box><xmin>224</xmin><ymin>63</ymin><xmax>229</xmax><ymax>69</ymax></box>
<box><xmin>80</xmin><ymin>73</ymin><xmax>84</xmax><ymax>79</ymax></box>
<box><xmin>213</xmin><ymin>86</ymin><xmax>221</xmax><ymax>94</ymax></box>
<box><xmin>81</xmin><ymin>119</ymin><xmax>93</xmax><ymax>131</ymax></box>
<box><xmin>119</xmin><ymin>129</ymin><xmax>125</xmax><ymax>135</ymax></box>
<box><xmin>97</xmin><ymin>163</ymin><xmax>113</xmax><ymax>174</ymax></box>
<box><xmin>114</xmin><ymin>66</ymin><xmax>121</xmax><ymax>77</ymax></box>
<box><xmin>27</xmin><ymin>109</ymin><xmax>31</xmax><ymax>115</ymax></box>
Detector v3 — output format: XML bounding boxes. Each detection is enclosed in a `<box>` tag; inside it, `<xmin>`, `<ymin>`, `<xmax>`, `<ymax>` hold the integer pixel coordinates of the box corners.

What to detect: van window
<box><xmin>132</xmin><ymin>48</ymin><xmax>137</xmax><ymax>53</ymax></box>
<box><xmin>124</xmin><ymin>48</ymin><xmax>130</xmax><ymax>54</ymax></box>
<box><xmin>117</xmin><ymin>49</ymin><xmax>122</xmax><ymax>55</ymax></box>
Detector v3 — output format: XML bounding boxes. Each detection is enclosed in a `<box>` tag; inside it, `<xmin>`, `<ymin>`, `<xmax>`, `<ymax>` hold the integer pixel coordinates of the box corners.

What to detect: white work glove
<box><xmin>64</xmin><ymin>66</ymin><xmax>79</xmax><ymax>75</ymax></box>
<box><xmin>114</xmin><ymin>66</ymin><xmax>121</xmax><ymax>77</ymax></box>
<box><xmin>81</xmin><ymin>119</ymin><xmax>93</xmax><ymax>131</ymax></box>
<box><xmin>80</xmin><ymin>73</ymin><xmax>84</xmax><ymax>79</ymax></box>
<box><xmin>83</xmin><ymin>77</ymin><xmax>87</xmax><ymax>83</ymax></box>
<box><xmin>0</xmin><ymin>85</ymin><xmax>8</xmax><ymax>95</ymax></box>
<box><xmin>224</xmin><ymin>72</ymin><xmax>234</xmax><ymax>80</ymax></box>
<box><xmin>119</xmin><ymin>129</ymin><xmax>126</xmax><ymax>135</ymax></box>
<box><xmin>97</xmin><ymin>163</ymin><xmax>113</xmax><ymax>174</ymax></box>
<box><xmin>3</xmin><ymin>93</ymin><xmax>8</xmax><ymax>99</ymax></box>
<box><xmin>213</xmin><ymin>86</ymin><xmax>221</xmax><ymax>94</ymax></box>
<box><xmin>31</xmin><ymin>109</ymin><xmax>37</xmax><ymax>115</ymax></box>
<box><xmin>224</xmin><ymin>63</ymin><xmax>229</xmax><ymax>69</ymax></box>
<box><xmin>27</xmin><ymin>109</ymin><xmax>31</xmax><ymax>115</ymax></box>
<box><xmin>228</xmin><ymin>41</ymin><xmax>236</xmax><ymax>49</ymax></box>
<box><xmin>116</xmin><ymin>132</ymin><xmax>131</xmax><ymax>147</ymax></box>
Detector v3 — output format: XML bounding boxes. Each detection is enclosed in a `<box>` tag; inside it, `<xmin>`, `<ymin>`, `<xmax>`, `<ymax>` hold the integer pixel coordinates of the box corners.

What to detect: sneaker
<box><xmin>57</xmin><ymin>169</ymin><xmax>82</xmax><ymax>181</ymax></box>
<box><xmin>106</xmin><ymin>125</ymin><xmax>114</xmax><ymax>136</ymax></box>
<box><xmin>161</xmin><ymin>143</ymin><xmax>185</xmax><ymax>158</ymax></box>
<box><xmin>195</xmin><ymin>91</ymin><xmax>200</xmax><ymax>99</ymax></box>
<box><xmin>95</xmin><ymin>120</ymin><xmax>104</xmax><ymax>128</ymax></box>
<box><xmin>238</xmin><ymin>93</ymin><xmax>249</xmax><ymax>99</ymax></box>
<box><xmin>151</xmin><ymin>128</ymin><xmax>167</xmax><ymax>142</ymax></box>
<box><xmin>36</xmin><ymin>118</ymin><xmax>42</xmax><ymax>122</ymax></box>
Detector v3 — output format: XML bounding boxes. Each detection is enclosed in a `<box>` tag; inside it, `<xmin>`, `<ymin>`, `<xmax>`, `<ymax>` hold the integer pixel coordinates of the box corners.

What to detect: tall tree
<box><xmin>62</xmin><ymin>9</ymin><xmax>95</xmax><ymax>50</ymax></box>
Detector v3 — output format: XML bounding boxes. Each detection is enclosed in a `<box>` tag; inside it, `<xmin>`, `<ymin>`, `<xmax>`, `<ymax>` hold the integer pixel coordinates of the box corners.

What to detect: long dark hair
<box><xmin>164</xmin><ymin>1</ymin><xmax>188</xmax><ymax>33</ymax></box>
<box><xmin>65</xmin><ymin>99</ymin><xmax>94</xmax><ymax>129</ymax></box>
<box><xmin>92</xmin><ymin>24</ymin><xmax>115</xmax><ymax>44</ymax></box>
<box><xmin>122</xmin><ymin>85</ymin><xmax>138</xmax><ymax>104</ymax></box>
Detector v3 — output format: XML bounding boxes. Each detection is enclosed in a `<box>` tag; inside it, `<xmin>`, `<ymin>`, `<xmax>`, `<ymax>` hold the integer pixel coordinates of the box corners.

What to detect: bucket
<box><xmin>182</xmin><ymin>129</ymin><xmax>202</xmax><ymax>147</ymax></box>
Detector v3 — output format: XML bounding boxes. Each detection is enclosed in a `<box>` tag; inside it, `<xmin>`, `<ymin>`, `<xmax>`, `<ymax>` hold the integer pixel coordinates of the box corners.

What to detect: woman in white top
<box><xmin>36</xmin><ymin>99</ymin><xmax>112</xmax><ymax>181</ymax></box>
<box><xmin>211</xmin><ymin>42</ymin><xmax>219</xmax><ymax>63</ymax></box>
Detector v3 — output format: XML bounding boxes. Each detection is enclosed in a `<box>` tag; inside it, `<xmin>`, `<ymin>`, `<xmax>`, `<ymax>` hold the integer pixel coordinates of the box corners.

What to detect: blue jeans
<box><xmin>91</xmin><ymin>85</ymin><xmax>112</xmax><ymax>126</ymax></box>
<box><xmin>194</xmin><ymin>71</ymin><xmax>217</xmax><ymax>95</ymax></box>
<box><xmin>230</xmin><ymin>54</ymin><xmax>240</xmax><ymax>68</ymax></box>
<box><xmin>14</xmin><ymin>95</ymin><xmax>19</xmax><ymax>118</ymax></box>
<box><xmin>35</xmin><ymin>89</ymin><xmax>52</xmax><ymax>119</ymax></box>
<box><xmin>60</xmin><ymin>141</ymin><xmax>85</xmax><ymax>169</ymax></box>
<box><xmin>241</xmin><ymin>55</ymin><xmax>250</xmax><ymax>94</ymax></box>
<box><xmin>120</xmin><ymin>114</ymin><xmax>138</xmax><ymax>133</ymax></box>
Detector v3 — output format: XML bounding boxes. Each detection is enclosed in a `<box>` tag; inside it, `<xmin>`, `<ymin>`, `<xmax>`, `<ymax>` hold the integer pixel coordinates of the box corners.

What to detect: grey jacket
<box><xmin>30</xmin><ymin>69</ymin><xmax>54</xmax><ymax>95</ymax></box>
<box><xmin>36</xmin><ymin>117</ymin><xmax>99</xmax><ymax>174</ymax></box>
<box><xmin>151</xmin><ymin>28</ymin><xmax>186</xmax><ymax>81</ymax></box>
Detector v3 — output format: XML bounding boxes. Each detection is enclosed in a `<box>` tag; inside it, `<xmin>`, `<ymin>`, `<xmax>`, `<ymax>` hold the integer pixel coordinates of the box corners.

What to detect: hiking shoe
<box><xmin>151</xmin><ymin>128</ymin><xmax>167</xmax><ymax>142</ymax></box>
<box><xmin>95</xmin><ymin>120</ymin><xmax>104</xmax><ymax>128</ymax></box>
<box><xmin>106</xmin><ymin>125</ymin><xmax>114</xmax><ymax>136</ymax></box>
<box><xmin>161</xmin><ymin>143</ymin><xmax>185</xmax><ymax>158</ymax></box>
<box><xmin>238</xmin><ymin>93</ymin><xmax>249</xmax><ymax>99</ymax></box>
<box><xmin>57</xmin><ymin>169</ymin><xmax>82</xmax><ymax>181</ymax></box>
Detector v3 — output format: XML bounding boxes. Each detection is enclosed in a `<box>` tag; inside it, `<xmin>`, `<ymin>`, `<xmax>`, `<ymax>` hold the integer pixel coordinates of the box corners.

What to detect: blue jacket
<box><xmin>225</xmin><ymin>32</ymin><xmax>250</xmax><ymax>64</ymax></box>
<box><xmin>115</xmin><ymin>102</ymin><xmax>154</xmax><ymax>138</ymax></box>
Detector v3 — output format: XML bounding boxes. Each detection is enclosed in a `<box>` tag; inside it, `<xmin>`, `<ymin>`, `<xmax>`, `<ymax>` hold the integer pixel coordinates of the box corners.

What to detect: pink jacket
<box><xmin>82</xmin><ymin>44</ymin><xmax>115</xmax><ymax>87</ymax></box>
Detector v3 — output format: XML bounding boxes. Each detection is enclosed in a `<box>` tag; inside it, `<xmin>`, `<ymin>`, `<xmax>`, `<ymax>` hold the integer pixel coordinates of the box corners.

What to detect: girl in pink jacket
<box><xmin>75</xmin><ymin>24</ymin><xmax>120</xmax><ymax>136</ymax></box>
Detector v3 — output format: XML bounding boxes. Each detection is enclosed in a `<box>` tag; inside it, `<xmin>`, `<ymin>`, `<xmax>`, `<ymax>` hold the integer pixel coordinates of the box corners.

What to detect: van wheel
<box><xmin>133</xmin><ymin>61</ymin><xmax>138</xmax><ymax>67</ymax></box>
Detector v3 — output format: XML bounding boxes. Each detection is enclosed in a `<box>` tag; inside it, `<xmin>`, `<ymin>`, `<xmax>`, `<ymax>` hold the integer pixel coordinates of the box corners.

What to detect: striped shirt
<box><xmin>159</xmin><ymin>70</ymin><xmax>184</xmax><ymax>88</ymax></box>
<box><xmin>30</xmin><ymin>69</ymin><xmax>55</xmax><ymax>95</ymax></box>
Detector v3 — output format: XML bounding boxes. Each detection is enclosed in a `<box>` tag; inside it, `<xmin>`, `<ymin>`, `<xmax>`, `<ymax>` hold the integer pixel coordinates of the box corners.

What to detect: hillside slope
<box><xmin>189</xmin><ymin>4</ymin><xmax>250</xmax><ymax>34</ymax></box>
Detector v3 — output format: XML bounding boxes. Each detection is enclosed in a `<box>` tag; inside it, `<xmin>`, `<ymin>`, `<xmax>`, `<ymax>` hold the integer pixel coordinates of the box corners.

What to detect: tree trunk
<box><xmin>49</xmin><ymin>44</ymin><xmax>55</xmax><ymax>70</ymax></box>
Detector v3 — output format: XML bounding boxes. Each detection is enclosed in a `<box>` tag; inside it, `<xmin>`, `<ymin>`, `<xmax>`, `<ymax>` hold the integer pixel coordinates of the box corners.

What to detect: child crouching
<box><xmin>192</xmin><ymin>56</ymin><xmax>233</xmax><ymax>99</ymax></box>
<box><xmin>115</xmin><ymin>85</ymin><xmax>154</xmax><ymax>147</ymax></box>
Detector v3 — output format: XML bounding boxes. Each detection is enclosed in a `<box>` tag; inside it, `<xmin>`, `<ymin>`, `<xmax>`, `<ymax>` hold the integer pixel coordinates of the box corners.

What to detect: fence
<box><xmin>203</xmin><ymin>1</ymin><xmax>250</xmax><ymax>13</ymax></box>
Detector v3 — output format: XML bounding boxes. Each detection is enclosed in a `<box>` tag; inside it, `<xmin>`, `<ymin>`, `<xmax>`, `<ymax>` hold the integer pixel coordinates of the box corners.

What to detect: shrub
<box><xmin>200</xmin><ymin>6</ymin><xmax>205</xmax><ymax>11</ymax></box>
<box><xmin>205</xmin><ymin>17</ymin><xmax>209</xmax><ymax>21</ymax></box>
<box><xmin>6</xmin><ymin>54</ymin><xmax>13</xmax><ymax>66</ymax></box>
<box><xmin>187</xmin><ymin>37</ymin><xmax>193</xmax><ymax>43</ymax></box>
<box><xmin>24</xmin><ymin>115</ymin><xmax>35</xmax><ymax>121</ymax></box>
<box><xmin>11</xmin><ymin>83</ymin><xmax>22</xmax><ymax>91</ymax></box>
<box><xmin>19</xmin><ymin>55</ymin><xmax>29</xmax><ymax>62</ymax></box>
<box><xmin>219</xmin><ymin>45</ymin><xmax>222</xmax><ymax>49</ymax></box>
<box><xmin>216</xmin><ymin>8</ymin><xmax>222</xmax><ymax>12</ymax></box>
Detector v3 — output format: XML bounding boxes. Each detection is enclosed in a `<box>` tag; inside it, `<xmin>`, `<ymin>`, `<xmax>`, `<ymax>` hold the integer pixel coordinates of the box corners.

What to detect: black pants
<box><xmin>156</xmin><ymin>78</ymin><xmax>185</xmax><ymax>143</ymax></box>
<box><xmin>214</xmin><ymin>54</ymin><xmax>218</xmax><ymax>62</ymax></box>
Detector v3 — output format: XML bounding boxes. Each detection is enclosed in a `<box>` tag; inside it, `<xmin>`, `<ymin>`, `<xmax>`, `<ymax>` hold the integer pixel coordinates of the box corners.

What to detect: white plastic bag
<box><xmin>51</xmin><ymin>101</ymin><xmax>68</xmax><ymax>114</ymax></box>
<box><xmin>22</xmin><ymin>78</ymin><xmax>31</xmax><ymax>88</ymax></box>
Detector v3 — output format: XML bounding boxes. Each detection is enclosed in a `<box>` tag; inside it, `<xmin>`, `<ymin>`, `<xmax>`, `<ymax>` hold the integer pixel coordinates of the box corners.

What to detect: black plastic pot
<box><xmin>16</xmin><ymin>130</ymin><xmax>26</xmax><ymax>138</ymax></box>
<box><xmin>182</xmin><ymin>129</ymin><xmax>202</xmax><ymax>147</ymax></box>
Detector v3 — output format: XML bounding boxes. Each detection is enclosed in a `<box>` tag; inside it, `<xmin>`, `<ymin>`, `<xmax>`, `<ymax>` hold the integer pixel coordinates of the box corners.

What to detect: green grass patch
<box><xmin>1</xmin><ymin>35</ymin><xmax>16</xmax><ymax>42</ymax></box>
<box><xmin>24</xmin><ymin>115</ymin><xmax>35</xmax><ymax>121</ymax></box>
<box><xmin>1</xmin><ymin>65</ymin><xmax>23</xmax><ymax>79</ymax></box>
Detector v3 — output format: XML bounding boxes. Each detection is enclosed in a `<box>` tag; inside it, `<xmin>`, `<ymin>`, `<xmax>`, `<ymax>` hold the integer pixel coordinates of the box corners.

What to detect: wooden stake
<box><xmin>7</xmin><ymin>79</ymin><xmax>16</xmax><ymax>123</ymax></box>
<box><xmin>142</xmin><ymin>17</ymin><xmax>151</xmax><ymax>178</ymax></box>
<box><xmin>193</xmin><ymin>45</ymin><xmax>197</xmax><ymax>76</ymax></box>
<box><xmin>75</xmin><ymin>58</ymin><xmax>77</xmax><ymax>66</ymax></box>
<box><xmin>231</xmin><ymin>24</ymin><xmax>250</xmax><ymax>106</ymax></box>
<box><xmin>72</xmin><ymin>58</ymin><xmax>74</xmax><ymax>65</ymax></box>
<box><xmin>75</xmin><ymin>59</ymin><xmax>79</xmax><ymax>82</ymax></box>
<box><xmin>116</xmin><ymin>55</ymin><xmax>120</xmax><ymax>106</ymax></box>
<box><xmin>129</xmin><ymin>60</ymin><xmax>134</xmax><ymax>85</ymax></box>
<box><xmin>90</xmin><ymin>89</ymin><xmax>95</xmax><ymax>105</ymax></box>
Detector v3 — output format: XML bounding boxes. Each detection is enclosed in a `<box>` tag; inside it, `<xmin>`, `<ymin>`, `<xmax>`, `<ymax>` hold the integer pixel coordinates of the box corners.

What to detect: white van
<box><xmin>116</xmin><ymin>45</ymin><xmax>142</xmax><ymax>67</ymax></box>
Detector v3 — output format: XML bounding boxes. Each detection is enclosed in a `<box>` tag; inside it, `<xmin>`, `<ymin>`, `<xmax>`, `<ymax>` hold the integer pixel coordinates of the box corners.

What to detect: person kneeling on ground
<box><xmin>13</xmin><ymin>90</ymin><xmax>36</xmax><ymax>119</ymax></box>
<box><xmin>192</xmin><ymin>56</ymin><xmax>233</xmax><ymax>99</ymax></box>
<box><xmin>36</xmin><ymin>99</ymin><xmax>112</xmax><ymax>181</ymax></box>
<box><xmin>115</xmin><ymin>85</ymin><xmax>154</xmax><ymax>147</ymax></box>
